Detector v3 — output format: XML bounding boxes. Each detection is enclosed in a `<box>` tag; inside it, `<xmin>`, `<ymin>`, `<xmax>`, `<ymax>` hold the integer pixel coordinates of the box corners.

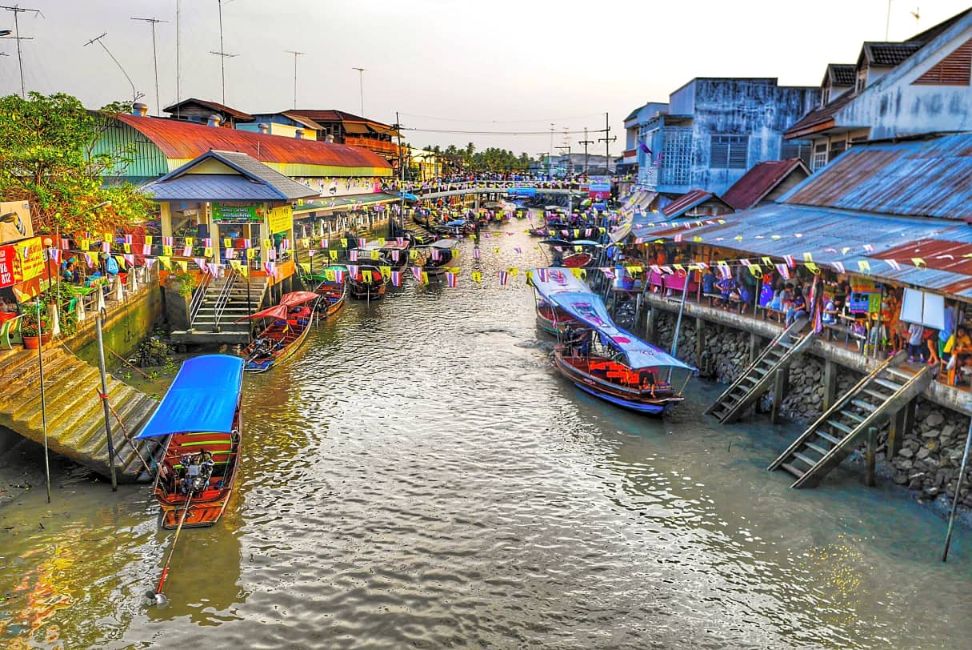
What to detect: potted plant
<box><xmin>20</xmin><ymin>307</ymin><xmax>51</xmax><ymax>349</ymax></box>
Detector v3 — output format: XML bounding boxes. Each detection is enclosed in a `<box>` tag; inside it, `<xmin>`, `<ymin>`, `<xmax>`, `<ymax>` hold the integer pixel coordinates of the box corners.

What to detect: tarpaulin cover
<box><xmin>280</xmin><ymin>291</ymin><xmax>319</xmax><ymax>307</ymax></box>
<box><xmin>531</xmin><ymin>267</ymin><xmax>693</xmax><ymax>371</ymax></box>
<box><xmin>244</xmin><ymin>304</ymin><xmax>289</xmax><ymax>321</ymax></box>
<box><xmin>136</xmin><ymin>355</ymin><xmax>243</xmax><ymax>438</ymax></box>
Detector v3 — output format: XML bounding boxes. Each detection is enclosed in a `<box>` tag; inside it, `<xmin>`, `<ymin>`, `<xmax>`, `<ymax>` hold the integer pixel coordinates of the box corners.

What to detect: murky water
<box><xmin>1</xmin><ymin>221</ymin><xmax>971</xmax><ymax>649</ymax></box>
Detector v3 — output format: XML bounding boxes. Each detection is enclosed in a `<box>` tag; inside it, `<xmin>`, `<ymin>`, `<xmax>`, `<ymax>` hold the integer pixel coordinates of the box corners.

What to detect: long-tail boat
<box><xmin>531</xmin><ymin>267</ymin><xmax>695</xmax><ymax>415</ymax></box>
<box><xmin>348</xmin><ymin>264</ymin><xmax>388</xmax><ymax>300</ymax></box>
<box><xmin>136</xmin><ymin>355</ymin><xmax>244</xmax><ymax>529</ymax></box>
<box><xmin>422</xmin><ymin>239</ymin><xmax>459</xmax><ymax>276</ymax></box>
<box><xmin>239</xmin><ymin>291</ymin><xmax>320</xmax><ymax>372</ymax></box>
<box><xmin>310</xmin><ymin>266</ymin><xmax>348</xmax><ymax>318</ymax></box>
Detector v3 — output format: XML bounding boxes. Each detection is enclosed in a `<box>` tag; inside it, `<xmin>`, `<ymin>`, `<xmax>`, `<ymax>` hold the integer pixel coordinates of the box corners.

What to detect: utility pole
<box><xmin>0</xmin><ymin>4</ymin><xmax>39</xmax><ymax>98</ymax></box>
<box><xmin>131</xmin><ymin>17</ymin><xmax>167</xmax><ymax>115</ymax></box>
<box><xmin>210</xmin><ymin>0</ymin><xmax>237</xmax><ymax>105</ymax></box>
<box><xmin>84</xmin><ymin>33</ymin><xmax>142</xmax><ymax>105</ymax></box>
<box><xmin>597</xmin><ymin>112</ymin><xmax>616</xmax><ymax>177</ymax></box>
<box><xmin>352</xmin><ymin>67</ymin><xmax>365</xmax><ymax>115</ymax></box>
<box><xmin>286</xmin><ymin>50</ymin><xmax>304</xmax><ymax>109</ymax></box>
<box><xmin>175</xmin><ymin>0</ymin><xmax>181</xmax><ymax>115</ymax></box>
<box><xmin>394</xmin><ymin>111</ymin><xmax>405</xmax><ymax>238</ymax></box>
<box><xmin>548</xmin><ymin>123</ymin><xmax>555</xmax><ymax>179</ymax></box>
<box><xmin>579</xmin><ymin>127</ymin><xmax>594</xmax><ymax>177</ymax></box>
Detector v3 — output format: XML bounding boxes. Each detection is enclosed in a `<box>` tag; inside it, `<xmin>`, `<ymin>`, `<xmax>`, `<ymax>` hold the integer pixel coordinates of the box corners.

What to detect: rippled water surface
<box><xmin>2</xmin><ymin>221</ymin><xmax>972</xmax><ymax>649</ymax></box>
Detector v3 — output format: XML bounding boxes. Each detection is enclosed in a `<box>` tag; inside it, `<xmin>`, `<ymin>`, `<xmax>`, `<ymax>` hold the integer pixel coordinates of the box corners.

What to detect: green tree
<box><xmin>0</xmin><ymin>92</ymin><xmax>153</xmax><ymax>234</ymax></box>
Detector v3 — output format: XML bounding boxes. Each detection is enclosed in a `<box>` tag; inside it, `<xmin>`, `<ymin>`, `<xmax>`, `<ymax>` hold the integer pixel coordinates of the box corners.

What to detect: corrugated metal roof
<box><xmin>784</xmin><ymin>90</ymin><xmax>857</xmax><ymax>138</ymax></box>
<box><xmin>116</xmin><ymin>114</ymin><xmax>391</xmax><ymax>171</ymax></box>
<box><xmin>662</xmin><ymin>189</ymin><xmax>721</xmax><ymax>218</ymax></box>
<box><xmin>633</xmin><ymin>203</ymin><xmax>972</xmax><ymax>299</ymax></box>
<box><xmin>141</xmin><ymin>150</ymin><xmax>319</xmax><ymax>201</ymax></box>
<box><xmin>781</xmin><ymin>133</ymin><xmax>972</xmax><ymax>220</ymax></box>
<box><xmin>722</xmin><ymin>159</ymin><xmax>809</xmax><ymax>210</ymax></box>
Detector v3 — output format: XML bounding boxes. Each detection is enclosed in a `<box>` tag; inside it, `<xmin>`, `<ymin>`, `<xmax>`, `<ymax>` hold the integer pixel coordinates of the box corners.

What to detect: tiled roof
<box><xmin>862</xmin><ymin>41</ymin><xmax>922</xmax><ymax>66</ymax></box>
<box><xmin>289</xmin><ymin>109</ymin><xmax>395</xmax><ymax>131</ymax></box>
<box><xmin>115</xmin><ymin>114</ymin><xmax>391</xmax><ymax>171</ymax></box>
<box><xmin>722</xmin><ymin>159</ymin><xmax>810</xmax><ymax>210</ymax></box>
<box><xmin>162</xmin><ymin>98</ymin><xmax>255</xmax><ymax>121</ymax></box>
<box><xmin>781</xmin><ymin>133</ymin><xmax>972</xmax><ymax>220</ymax></box>
<box><xmin>826</xmin><ymin>63</ymin><xmax>856</xmax><ymax>86</ymax></box>
<box><xmin>141</xmin><ymin>150</ymin><xmax>319</xmax><ymax>201</ymax></box>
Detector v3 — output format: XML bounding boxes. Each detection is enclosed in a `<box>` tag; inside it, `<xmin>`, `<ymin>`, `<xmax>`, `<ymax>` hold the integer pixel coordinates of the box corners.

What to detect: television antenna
<box><xmin>0</xmin><ymin>4</ymin><xmax>40</xmax><ymax>98</ymax></box>
<box><xmin>131</xmin><ymin>17</ymin><xmax>167</xmax><ymax>115</ymax></box>
<box><xmin>286</xmin><ymin>50</ymin><xmax>304</xmax><ymax>110</ymax></box>
<box><xmin>84</xmin><ymin>32</ymin><xmax>143</xmax><ymax>105</ymax></box>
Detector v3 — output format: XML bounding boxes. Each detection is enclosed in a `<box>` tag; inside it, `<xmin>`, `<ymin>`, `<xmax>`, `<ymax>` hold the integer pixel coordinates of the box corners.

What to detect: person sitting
<box><xmin>701</xmin><ymin>269</ymin><xmax>717</xmax><ymax>296</ymax></box>
<box><xmin>785</xmin><ymin>287</ymin><xmax>807</xmax><ymax>325</ymax></box>
<box><xmin>716</xmin><ymin>277</ymin><xmax>735</xmax><ymax>307</ymax></box>
<box><xmin>638</xmin><ymin>368</ymin><xmax>657</xmax><ymax>399</ymax></box>
<box><xmin>822</xmin><ymin>295</ymin><xmax>838</xmax><ymax>325</ymax></box>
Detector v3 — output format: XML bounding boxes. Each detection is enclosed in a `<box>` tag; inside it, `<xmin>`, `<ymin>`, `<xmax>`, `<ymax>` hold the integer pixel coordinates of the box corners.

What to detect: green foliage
<box><xmin>432</xmin><ymin>144</ymin><xmax>534</xmax><ymax>175</ymax></box>
<box><xmin>169</xmin><ymin>271</ymin><xmax>196</xmax><ymax>299</ymax></box>
<box><xmin>0</xmin><ymin>92</ymin><xmax>153</xmax><ymax>234</ymax></box>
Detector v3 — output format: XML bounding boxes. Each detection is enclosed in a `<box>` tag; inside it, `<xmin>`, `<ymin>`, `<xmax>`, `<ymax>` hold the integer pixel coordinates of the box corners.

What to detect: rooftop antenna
<box><xmin>175</xmin><ymin>0</ymin><xmax>181</xmax><ymax>116</ymax></box>
<box><xmin>210</xmin><ymin>0</ymin><xmax>238</xmax><ymax>105</ymax></box>
<box><xmin>84</xmin><ymin>32</ymin><xmax>142</xmax><ymax>105</ymax></box>
<box><xmin>131</xmin><ymin>16</ymin><xmax>167</xmax><ymax>115</ymax></box>
<box><xmin>286</xmin><ymin>50</ymin><xmax>304</xmax><ymax>110</ymax></box>
<box><xmin>0</xmin><ymin>4</ymin><xmax>40</xmax><ymax>98</ymax></box>
<box><xmin>352</xmin><ymin>67</ymin><xmax>365</xmax><ymax>116</ymax></box>
<box><xmin>885</xmin><ymin>0</ymin><xmax>892</xmax><ymax>39</ymax></box>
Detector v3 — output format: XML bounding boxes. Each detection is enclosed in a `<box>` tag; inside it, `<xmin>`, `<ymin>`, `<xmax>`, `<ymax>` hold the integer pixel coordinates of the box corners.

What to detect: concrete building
<box><xmin>162</xmin><ymin>98</ymin><xmax>255</xmax><ymax>128</ymax></box>
<box><xmin>635</xmin><ymin>78</ymin><xmax>817</xmax><ymax>198</ymax></box>
<box><xmin>279</xmin><ymin>109</ymin><xmax>401</xmax><ymax>163</ymax></box>
<box><xmin>621</xmin><ymin>102</ymin><xmax>668</xmax><ymax>176</ymax></box>
<box><xmin>785</xmin><ymin>8</ymin><xmax>971</xmax><ymax>171</ymax></box>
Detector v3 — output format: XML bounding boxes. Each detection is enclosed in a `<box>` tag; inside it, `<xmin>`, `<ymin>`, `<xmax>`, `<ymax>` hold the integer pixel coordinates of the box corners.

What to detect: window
<box><xmin>781</xmin><ymin>142</ymin><xmax>812</xmax><ymax>167</ymax></box>
<box><xmin>660</xmin><ymin>127</ymin><xmax>692</xmax><ymax>186</ymax></box>
<box><xmin>710</xmin><ymin>135</ymin><xmax>749</xmax><ymax>169</ymax></box>
<box><xmin>829</xmin><ymin>140</ymin><xmax>846</xmax><ymax>162</ymax></box>
<box><xmin>811</xmin><ymin>142</ymin><xmax>828</xmax><ymax>171</ymax></box>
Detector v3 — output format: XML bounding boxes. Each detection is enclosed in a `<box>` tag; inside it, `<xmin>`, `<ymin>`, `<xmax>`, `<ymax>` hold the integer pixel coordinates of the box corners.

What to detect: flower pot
<box><xmin>21</xmin><ymin>333</ymin><xmax>52</xmax><ymax>350</ymax></box>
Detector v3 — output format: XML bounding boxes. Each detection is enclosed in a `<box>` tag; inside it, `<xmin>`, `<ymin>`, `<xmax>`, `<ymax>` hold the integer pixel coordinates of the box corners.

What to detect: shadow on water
<box><xmin>1</xmin><ymin>219</ymin><xmax>971</xmax><ymax>649</ymax></box>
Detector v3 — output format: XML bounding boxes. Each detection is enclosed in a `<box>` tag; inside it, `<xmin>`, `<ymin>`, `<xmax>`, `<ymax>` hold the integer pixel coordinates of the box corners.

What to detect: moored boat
<box><xmin>422</xmin><ymin>239</ymin><xmax>459</xmax><ymax>276</ymax></box>
<box><xmin>239</xmin><ymin>291</ymin><xmax>320</xmax><ymax>372</ymax></box>
<box><xmin>348</xmin><ymin>263</ymin><xmax>388</xmax><ymax>300</ymax></box>
<box><xmin>311</xmin><ymin>266</ymin><xmax>348</xmax><ymax>318</ymax></box>
<box><xmin>136</xmin><ymin>355</ymin><xmax>245</xmax><ymax>529</ymax></box>
<box><xmin>531</xmin><ymin>267</ymin><xmax>694</xmax><ymax>415</ymax></box>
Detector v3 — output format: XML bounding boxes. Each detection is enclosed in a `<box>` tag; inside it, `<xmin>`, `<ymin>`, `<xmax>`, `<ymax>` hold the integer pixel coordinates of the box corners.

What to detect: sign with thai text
<box><xmin>212</xmin><ymin>203</ymin><xmax>260</xmax><ymax>222</ymax></box>
<box><xmin>12</xmin><ymin>236</ymin><xmax>43</xmax><ymax>283</ymax></box>
<box><xmin>267</xmin><ymin>206</ymin><xmax>293</xmax><ymax>234</ymax></box>
<box><xmin>588</xmin><ymin>176</ymin><xmax>611</xmax><ymax>200</ymax></box>
<box><xmin>0</xmin><ymin>245</ymin><xmax>15</xmax><ymax>288</ymax></box>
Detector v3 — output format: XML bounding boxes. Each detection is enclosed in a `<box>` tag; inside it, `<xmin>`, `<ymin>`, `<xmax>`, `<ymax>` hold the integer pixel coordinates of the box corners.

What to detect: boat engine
<box><xmin>180</xmin><ymin>453</ymin><xmax>215</xmax><ymax>494</ymax></box>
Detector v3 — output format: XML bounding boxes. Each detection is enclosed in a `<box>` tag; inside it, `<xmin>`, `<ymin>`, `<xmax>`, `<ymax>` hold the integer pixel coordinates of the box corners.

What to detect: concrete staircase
<box><xmin>173</xmin><ymin>274</ymin><xmax>268</xmax><ymax>345</ymax></box>
<box><xmin>0</xmin><ymin>344</ymin><xmax>159</xmax><ymax>482</ymax></box>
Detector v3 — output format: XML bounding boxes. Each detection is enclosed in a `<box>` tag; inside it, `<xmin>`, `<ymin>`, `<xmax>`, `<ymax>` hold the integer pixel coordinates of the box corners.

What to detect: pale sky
<box><xmin>1</xmin><ymin>0</ymin><xmax>969</xmax><ymax>156</ymax></box>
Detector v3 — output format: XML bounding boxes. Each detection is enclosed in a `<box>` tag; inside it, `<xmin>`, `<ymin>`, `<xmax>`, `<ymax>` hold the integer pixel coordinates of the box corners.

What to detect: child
<box><xmin>907</xmin><ymin>322</ymin><xmax>923</xmax><ymax>361</ymax></box>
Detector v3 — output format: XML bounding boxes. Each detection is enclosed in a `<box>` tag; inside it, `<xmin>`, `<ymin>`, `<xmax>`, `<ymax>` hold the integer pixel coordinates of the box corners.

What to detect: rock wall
<box><xmin>641</xmin><ymin>304</ymin><xmax>972</xmax><ymax>509</ymax></box>
<box><xmin>888</xmin><ymin>401</ymin><xmax>972</xmax><ymax>507</ymax></box>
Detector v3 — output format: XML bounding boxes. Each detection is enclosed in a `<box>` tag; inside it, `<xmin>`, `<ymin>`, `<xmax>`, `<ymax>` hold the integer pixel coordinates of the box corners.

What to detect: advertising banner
<box><xmin>0</xmin><ymin>245</ymin><xmax>15</xmax><ymax>288</ymax></box>
<box><xmin>0</xmin><ymin>201</ymin><xmax>34</xmax><ymax>245</ymax></box>
<box><xmin>267</xmin><ymin>205</ymin><xmax>293</xmax><ymax>234</ymax></box>
<box><xmin>588</xmin><ymin>176</ymin><xmax>612</xmax><ymax>200</ymax></box>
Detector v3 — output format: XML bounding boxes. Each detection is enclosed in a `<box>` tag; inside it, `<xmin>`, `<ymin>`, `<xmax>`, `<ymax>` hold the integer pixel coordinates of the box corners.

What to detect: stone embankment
<box><xmin>641</xmin><ymin>309</ymin><xmax>972</xmax><ymax>507</ymax></box>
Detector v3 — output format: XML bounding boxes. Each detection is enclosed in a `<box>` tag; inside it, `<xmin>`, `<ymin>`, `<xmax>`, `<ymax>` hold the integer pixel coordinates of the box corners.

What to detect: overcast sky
<box><xmin>1</xmin><ymin>0</ymin><xmax>968</xmax><ymax>155</ymax></box>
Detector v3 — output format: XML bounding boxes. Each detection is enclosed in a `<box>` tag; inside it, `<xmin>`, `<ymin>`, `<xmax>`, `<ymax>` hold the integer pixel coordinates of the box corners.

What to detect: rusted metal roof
<box><xmin>722</xmin><ymin>159</ymin><xmax>810</xmax><ymax>210</ymax></box>
<box><xmin>116</xmin><ymin>114</ymin><xmax>391</xmax><ymax>171</ymax></box>
<box><xmin>784</xmin><ymin>90</ymin><xmax>857</xmax><ymax>139</ymax></box>
<box><xmin>662</xmin><ymin>189</ymin><xmax>732</xmax><ymax>218</ymax></box>
<box><xmin>781</xmin><ymin>133</ymin><xmax>972</xmax><ymax>220</ymax></box>
<box><xmin>162</xmin><ymin>98</ymin><xmax>255</xmax><ymax>121</ymax></box>
<box><xmin>289</xmin><ymin>109</ymin><xmax>397</xmax><ymax>134</ymax></box>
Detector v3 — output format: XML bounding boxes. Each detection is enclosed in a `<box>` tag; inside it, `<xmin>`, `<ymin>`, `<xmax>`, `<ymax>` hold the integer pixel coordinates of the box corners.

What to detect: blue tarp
<box><xmin>508</xmin><ymin>187</ymin><xmax>537</xmax><ymax>197</ymax></box>
<box><xmin>531</xmin><ymin>268</ymin><xmax>693</xmax><ymax>371</ymax></box>
<box><xmin>399</xmin><ymin>191</ymin><xmax>419</xmax><ymax>201</ymax></box>
<box><xmin>136</xmin><ymin>355</ymin><xmax>244</xmax><ymax>439</ymax></box>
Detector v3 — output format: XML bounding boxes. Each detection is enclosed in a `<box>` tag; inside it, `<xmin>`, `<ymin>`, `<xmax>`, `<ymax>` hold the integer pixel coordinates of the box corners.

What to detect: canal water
<box><xmin>1</xmin><ymin>220</ymin><xmax>971</xmax><ymax>649</ymax></box>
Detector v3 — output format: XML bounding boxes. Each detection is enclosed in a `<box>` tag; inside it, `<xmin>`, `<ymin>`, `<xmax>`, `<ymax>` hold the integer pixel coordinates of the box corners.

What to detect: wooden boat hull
<box><xmin>153</xmin><ymin>428</ymin><xmax>242</xmax><ymax>529</ymax></box>
<box><xmin>349</xmin><ymin>280</ymin><xmax>387</xmax><ymax>300</ymax></box>
<box><xmin>553</xmin><ymin>350</ymin><xmax>683</xmax><ymax>416</ymax></box>
<box><xmin>563</xmin><ymin>252</ymin><xmax>593</xmax><ymax>268</ymax></box>
<box><xmin>535</xmin><ymin>303</ymin><xmax>580</xmax><ymax>336</ymax></box>
<box><xmin>314</xmin><ymin>282</ymin><xmax>347</xmax><ymax>318</ymax></box>
<box><xmin>242</xmin><ymin>312</ymin><xmax>315</xmax><ymax>373</ymax></box>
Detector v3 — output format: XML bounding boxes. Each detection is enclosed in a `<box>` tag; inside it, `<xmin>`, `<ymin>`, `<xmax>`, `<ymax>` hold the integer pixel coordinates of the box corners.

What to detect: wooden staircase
<box><xmin>0</xmin><ymin>344</ymin><xmax>159</xmax><ymax>482</ymax></box>
<box><xmin>768</xmin><ymin>351</ymin><xmax>933</xmax><ymax>488</ymax></box>
<box><xmin>705</xmin><ymin>318</ymin><xmax>814</xmax><ymax>423</ymax></box>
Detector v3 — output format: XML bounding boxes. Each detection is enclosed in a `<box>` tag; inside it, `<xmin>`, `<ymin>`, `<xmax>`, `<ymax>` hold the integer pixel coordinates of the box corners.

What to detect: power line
<box><xmin>398</xmin><ymin>111</ymin><xmax>603</xmax><ymax>124</ymax></box>
<box><xmin>401</xmin><ymin>126</ymin><xmax>607</xmax><ymax>136</ymax></box>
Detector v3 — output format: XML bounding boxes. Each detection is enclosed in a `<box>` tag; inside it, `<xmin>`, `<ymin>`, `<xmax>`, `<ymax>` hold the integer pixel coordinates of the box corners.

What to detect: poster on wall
<box><xmin>212</xmin><ymin>203</ymin><xmax>260</xmax><ymax>222</ymax></box>
<box><xmin>900</xmin><ymin>288</ymin><xmax>946</xmax><ymax>330</ymax></box>
<box><xmin>0</xmin><ymin>201</ymin><xmax>34</xmax><ymax>245</ymax></box>
<box><xmin>0</xmin><ymin>245</ymin><xmax>15</xmax><ymax>288</ymax></box>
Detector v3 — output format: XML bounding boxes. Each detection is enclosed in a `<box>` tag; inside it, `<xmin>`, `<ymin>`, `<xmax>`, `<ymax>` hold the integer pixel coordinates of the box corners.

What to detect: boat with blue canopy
<box><xmin>137</xmin><ymin>355</ymin><xmax>244</xmax><ymax>528</ymax></box>
<box><xmin>531</xmin><ymin>268</ymin><xmax>695</xmax><ymax>415</ymax></box>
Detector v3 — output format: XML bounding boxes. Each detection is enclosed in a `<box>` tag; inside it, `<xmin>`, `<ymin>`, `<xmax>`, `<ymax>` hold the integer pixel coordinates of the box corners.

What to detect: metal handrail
<box><xmin>211</xmin><ymin>269</ymin><xmax>239</xmax><ymax>333</ymax></box>
<box><xmin>188</xmin><ymin>271</ymin><xmax>213</xmax><ymax>325</ymax></box>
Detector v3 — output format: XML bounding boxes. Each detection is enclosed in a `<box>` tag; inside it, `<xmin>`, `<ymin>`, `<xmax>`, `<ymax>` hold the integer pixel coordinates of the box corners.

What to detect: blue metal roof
<box><xmin>136</xmin><ymin>355</ymin><xmax>244</xmax><ymax>439</ymax></box>
<box><xmin>781</xmin><ymin>133</ymin><xmax>972</xmax><ymax>220</ymax></box>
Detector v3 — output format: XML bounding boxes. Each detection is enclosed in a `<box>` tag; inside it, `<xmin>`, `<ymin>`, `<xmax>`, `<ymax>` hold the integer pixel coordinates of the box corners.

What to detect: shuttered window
<box><xmin>781</xmin><ymin>142</ymin><xmax>812</xmax><ymax>167</ymax></box>
<box><xmin>914</xmin><ymin>38</ymin><xmax>972</xmax><ymax>86</ymax></box>
<box><xmin>710</xmin><ymin>135</ymin><xmax>748</xmax><ymax>169</ymax></box>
